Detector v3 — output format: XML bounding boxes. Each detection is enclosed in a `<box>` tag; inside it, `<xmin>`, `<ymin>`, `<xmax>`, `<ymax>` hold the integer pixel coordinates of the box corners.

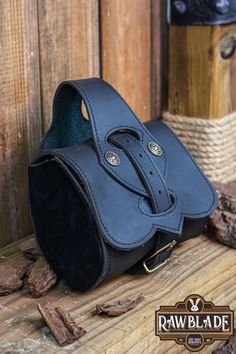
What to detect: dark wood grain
<box><xmin>101</xmin><ymin>0</ymin><xmax>151</xmax><ymax>122</ymax></box>
<box><xmin>0</xmin><ymin>0</ymin><xmax>42</xmax><ymax>247</ymax></box>
<box><xmin>38</xmin><ymin>0</ymin><xmax>100</xmax><ymax>132</ymax></box>
<box><xmin>150</xmin><ymin>0</ymin><xmax>168</xmax><ymax>118</ymax></box>
<box><xmin>168</xmin><ymin>24</ymin><xmax>236</xmax><ymax>118</ymax></box>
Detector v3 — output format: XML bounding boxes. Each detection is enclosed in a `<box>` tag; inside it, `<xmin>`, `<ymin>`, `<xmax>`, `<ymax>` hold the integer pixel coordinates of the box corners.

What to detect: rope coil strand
<box><xmin>162</xmin><ymin>111</ymin><xmax>236</xmax><ymax>183</ymax></box>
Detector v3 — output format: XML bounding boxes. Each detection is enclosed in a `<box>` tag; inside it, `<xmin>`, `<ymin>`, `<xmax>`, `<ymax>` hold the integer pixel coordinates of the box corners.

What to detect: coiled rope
<box><xmin>162</xmin><ymin>111</ymin><xmax>236</xmax><ymax>182</ymax></box>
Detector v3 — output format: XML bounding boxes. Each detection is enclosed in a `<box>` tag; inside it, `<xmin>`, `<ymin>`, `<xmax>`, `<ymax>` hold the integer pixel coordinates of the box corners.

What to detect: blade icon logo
<box><xmin>155</xmin><ymin>295</ymin><xmax>234</xmax><ymax>352</ymax></box>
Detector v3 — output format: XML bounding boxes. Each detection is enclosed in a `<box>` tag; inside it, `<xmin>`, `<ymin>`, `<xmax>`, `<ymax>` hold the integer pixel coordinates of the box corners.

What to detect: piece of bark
<box><xmin>96</xmin><ymin>294</ymin><xmax>144</xmax><ymax>317</ymax></box>
<box><xmin>208</xmin><ymin>181</ymin><xmax>236</xmax><ymax>248</ymax></box>
<box><xmin>25</xmin><ymin>262</ymin><xmax>35</xmax><ymax>277</ymax></box>
<box><xmin>55</xmin><ymin>307</ymin><xmax>86</xmax><ymax>338</ymax></box>
<box><xmin>214</xmin><ymin>182</ymin><xmax>236</xmax><ymax>213</ymax></box>
<box><xmin>212</xmin><ymin>331</ymin><xmax>236</xmax><ymax>354</ymax></box>
<box><xmin>0</xmin><ymin>257</ymin><xmax>32</xmax><ymax>295</ymax></box>
<box><xmin>27</xmin><ymin>256</ymin><xmax>57</xmax><ymax>297</ymax></box>
<box><xmin>19</xmin><ymin>238</ymin><xmax>42</xmax><ymax>260</ymax></box>
<box><xmin>208</xmin><ymin>210</ymin><xmax>236</xmax><ymax>248</ymax></box>
<box><xmin>37</xmin><ymin>304</ymin><xmax>86</xmax><ymax>347</ymax></box>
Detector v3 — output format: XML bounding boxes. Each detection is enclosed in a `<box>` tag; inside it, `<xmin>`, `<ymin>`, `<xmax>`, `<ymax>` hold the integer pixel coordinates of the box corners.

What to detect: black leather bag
<box><xmin>28</xmin><ymin>78</ymin><xmax>217</xmax><ymax>291</ymax></box>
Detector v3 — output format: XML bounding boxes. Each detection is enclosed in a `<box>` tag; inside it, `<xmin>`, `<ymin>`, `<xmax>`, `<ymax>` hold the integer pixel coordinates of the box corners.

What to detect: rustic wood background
<box><xmin>0</xmin><ymin>0</ymin><xmax>167</xmax><ymax>247</ymax></box>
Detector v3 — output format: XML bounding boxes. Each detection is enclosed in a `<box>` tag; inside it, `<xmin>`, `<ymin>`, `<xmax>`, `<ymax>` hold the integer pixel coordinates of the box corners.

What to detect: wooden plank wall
<box><xmin>0</xmin><ymin>0</ymin><xmax>165</xmax><ymax>247</ymax></box>
<box><xmin>101</xmin><ymin>0</ymin><xmax>151</xmax><ymax>121</ymax></box>
<box><xmin>0</xmin><ymin>0</ymin><xmax>41</xmax><ymax>247</ymax></box>
<box><xmin>38</xmin><ymin>0</ymin><xmax>100</xmax><ymax>131</ymax></box>
<box><xmin>168</xmin><ymin>24</ymin><xmax>236</xmax><ymax>118</ymax></box>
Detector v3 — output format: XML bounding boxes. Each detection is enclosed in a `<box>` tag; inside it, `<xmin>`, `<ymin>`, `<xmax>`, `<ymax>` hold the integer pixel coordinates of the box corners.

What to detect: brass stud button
<box><xmin>148</xmin><ymin>142</ymin><xmax>163</xmax><ymax>156</ymax></box>
<box><xmin>105</xmin><ymin>151</ymin><xmax>120</xmax><ymax>166</ymax></box>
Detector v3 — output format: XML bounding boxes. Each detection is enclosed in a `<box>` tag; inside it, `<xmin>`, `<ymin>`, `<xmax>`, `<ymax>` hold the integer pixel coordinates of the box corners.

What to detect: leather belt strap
<box><xmin>110</xmin><ymin>133</ymin><xmax>171</xmax><ymax>213</ymax></box>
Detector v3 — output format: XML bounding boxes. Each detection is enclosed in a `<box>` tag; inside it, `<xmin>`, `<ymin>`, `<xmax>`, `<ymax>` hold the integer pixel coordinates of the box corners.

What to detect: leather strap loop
<box><xmin>41</xmin><ymin>78</ymin><xmax>171</xmax><ymax>211</ymax></box>
<box><xmin>110</xmin><ymin>133</ymin><xmax>171</xmax><ymax>213</ymax></box>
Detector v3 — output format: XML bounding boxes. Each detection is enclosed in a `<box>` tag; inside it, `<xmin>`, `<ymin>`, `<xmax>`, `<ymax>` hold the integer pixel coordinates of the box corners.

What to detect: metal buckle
<box><xmin>143</xmin><ymin>240</ymin><xmax>177</xmax><ymax>274</ymax></box>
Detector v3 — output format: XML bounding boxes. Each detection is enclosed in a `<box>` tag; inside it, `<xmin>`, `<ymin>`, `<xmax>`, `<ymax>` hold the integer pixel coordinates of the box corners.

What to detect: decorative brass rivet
<box><xmin>148</xmin><ymin>142</ymin><xmax>163</xmax><ymax>156</ymax></box>
<box><xmin>105</xmin><ymin>151</ymin><xmax>120</xmax><ymax>166</ymax></box>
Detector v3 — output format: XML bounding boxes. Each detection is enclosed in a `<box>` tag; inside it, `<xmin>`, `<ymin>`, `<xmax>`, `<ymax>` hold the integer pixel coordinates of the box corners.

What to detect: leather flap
<box><xmin>42</xmin><ymin>121</ymin><xmax>217</xmax><ymax>251</ymax></box>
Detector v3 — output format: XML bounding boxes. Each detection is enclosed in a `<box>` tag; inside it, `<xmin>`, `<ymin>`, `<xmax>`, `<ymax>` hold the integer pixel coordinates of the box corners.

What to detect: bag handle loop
<box><xmin>41</xmin><ymin>78</ymin><xmax>172</xmax><ymax>213</ymax></box>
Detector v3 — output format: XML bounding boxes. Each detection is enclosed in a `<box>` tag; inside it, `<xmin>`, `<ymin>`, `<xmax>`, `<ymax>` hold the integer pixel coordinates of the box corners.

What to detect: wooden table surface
<box><xmin>0</xmin><ymin>234</ymin><xmax>235</xmax><ymax>354</ymax></box>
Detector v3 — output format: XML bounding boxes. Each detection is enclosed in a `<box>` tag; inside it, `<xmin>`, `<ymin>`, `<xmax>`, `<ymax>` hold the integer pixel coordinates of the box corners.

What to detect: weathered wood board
<box><xmin>101</xmin><ymin>0</ymin><xmax>151</xmax><ymax>122</ymax></box>
<box><xmin>0</xmin><ymin>0</ymin><xmax>100</xmax><ymax>248</ymax></box>
<box><xmin>169</xmin><ymin>24</ymin><xmax>236</xmax><ymax>118</ymax></box>
<box><xmin>150</xmin><ymin>0</ymin><xmax>168</xmax><ymax>119</ymax></box>
<box><xmin>38</xmin><ymin>0</ymin><xmax>100</xmax><ymax>132</ymax></box>
<box><xmin>0</xmin><ymin>234</ymin><xmax>235</xmax><ymax>353</ymax></box>
<box><xmin>101</xmin><ymin>0</ymin><xmax>168</xmax><ymax>121</ymax></box>
<box><xmin>0</xmin><ymin>0</ymin><xmax>41</xmax><ymax>248</ymax></box>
